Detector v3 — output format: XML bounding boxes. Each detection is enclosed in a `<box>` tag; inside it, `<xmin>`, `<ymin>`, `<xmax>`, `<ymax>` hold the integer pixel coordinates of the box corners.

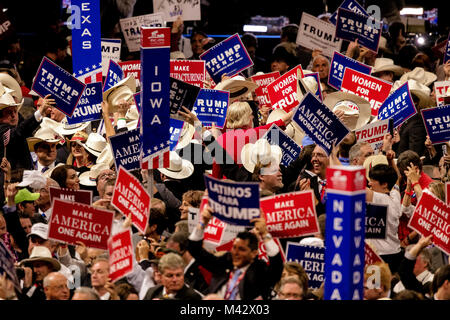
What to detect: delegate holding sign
<box><xmin>48</xmin><ymin>198</ymin><xmax>114</xmax><ymax>250</ymax></box>
<box><xmin>377</xmin><ymin>81</ymin><xmax>416</xmax><ymax>128</ymax></box>
<box><xmin>421</xmin><ymin>104</ymin><xmax>450</xmax><ymax>144</ymax></box>
<box><xmin>293</xmin><ymin>92</ymin><xmax>350</xmax><ymax>155</ymax></box>
<box><xmin>266</xmin><ymin>65</ymin><xmax>303</xmax><ymax>112</ymax></box>
<box><xmin>200</xmin><ymin>33</ymin><xmax>253</xmax><ymax>84</ymax></box>
<box><xmin>260</xmin><ymin>190</ymin><xmax>319</xmax><ymax>238</ymax></box>
<box><xmin>204</xmin><ymin>175</ymin><xmax>260</xmax><ymax>226</ymax></box>
<box><xmin>31</xmin><ymin>57</ymin><xmax>86</xmax><ymax>117</ymax></box>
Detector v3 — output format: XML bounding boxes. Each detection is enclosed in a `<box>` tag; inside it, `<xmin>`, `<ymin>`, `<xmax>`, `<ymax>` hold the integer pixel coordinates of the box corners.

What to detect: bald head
<box><xmin>43</xmin><ymin>272</ymin><xmax>70</xmax><ymax>300</ymax></box>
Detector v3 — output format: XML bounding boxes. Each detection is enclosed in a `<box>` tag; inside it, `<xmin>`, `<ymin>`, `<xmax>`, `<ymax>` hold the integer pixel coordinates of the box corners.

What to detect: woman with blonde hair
<box><xmin>65</xmin><ymin>131</ymin><xmax>95</xmax><ymax>173</ymax></box>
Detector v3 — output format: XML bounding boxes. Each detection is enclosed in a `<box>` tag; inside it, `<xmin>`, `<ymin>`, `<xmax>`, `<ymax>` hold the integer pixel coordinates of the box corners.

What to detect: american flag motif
<box><xmin>73</xmin><ymin>62</ymin><xmax>103</xmax><ymax>84</ymax></box>
<box><xmin>3</xmin><ymin>129</ymin><xmax>11</xmax><ymax>147</ymax></box>
<box><xmin>141</xmin><ymin>148</ymin><xmax>171</xmax><ymax>169</ymax></box>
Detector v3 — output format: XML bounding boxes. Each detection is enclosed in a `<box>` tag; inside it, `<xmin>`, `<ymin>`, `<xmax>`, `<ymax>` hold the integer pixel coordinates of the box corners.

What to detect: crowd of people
<box><xmin>0</xmin><ymin>3</ymin><xmax>449</xmax><ymax>302</ymax></box>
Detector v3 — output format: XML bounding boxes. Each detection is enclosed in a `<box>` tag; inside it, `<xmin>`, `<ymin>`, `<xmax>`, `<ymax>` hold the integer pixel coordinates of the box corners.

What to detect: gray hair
<box><xmin>73</xmin><ymin>287</ymin><xmax>100</xmax><ymax>300</ymax></box>
<box><xmin>419</xmin><ymin>248</ymin><xmax>433</xmax><ymax>272</ymax></box>
<box><xmin>158</xmin><ymin>252</ymin><xmax>185</xmax><ymax>274</ymax></box>
<box><xmin>349</xmin><ymin>141</ymin><xmax>370</xmax><ymax>163</ymax></box>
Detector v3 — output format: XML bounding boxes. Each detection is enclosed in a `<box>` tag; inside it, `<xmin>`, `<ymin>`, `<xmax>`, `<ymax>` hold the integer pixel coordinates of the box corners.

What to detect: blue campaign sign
<box><xmin>103</xmin><ymin>60</ymin><xmax>124</xmax><ymax>92</ymax></box>
<box><xmin>378</xmin><ymin>82</ymin><xmax>416</xmax><ymax>128</ymax></box>
<box><xmin>421</xmin><ymin>104</ymin><xmax>450</xmax><ymax>144</ymax></box>
<box><xmin>204</xmin><ymin>175</ymin><xmax>260</xmax><ymax>226</ymax></box>
<box><xmin>192</xmin><ymin>89</ymin><xmax>229</xmax><ymax>128</ymax></box>
<box><xmin>110</xmin><ymin>128</ymin><xmax>141</xmax><ymax>171</ymax></box>
<box><xmin>70</xmin><ymin>0</ymin><xmax>102</xmax><ymax>82</ymax></box>
<box><xmin>335</xmin><ymin>8</ymin><xmax>383</xmax><ymax>53</ymax></box>
<box><xmin>262</xmin><ymin>124</ymin><xmax>302</xmax><ymax>167</ymax></box>
<box><xmin>200</xmin><ymin>33</ymin><xmax>254</xmax><ymax>84</ymax></box>
<box><xmin>67</xmin><ymin>82</ymin><xmax>103</xmax><ymax>125</ymax></box>
<box><xmin>293</xmin><ymin>93</ymin><xmax>350</xmax><ymax>155</ymax></box>
<box><xmin>328</xmin><ymin>51</ymin><xmax>372</xmax><ymax>90</ymax></box>
<box><xmin>365</xmin><ymin>203</ymin><xmax>387</xmax><ymax>239</ymax></box>
<box><xmin>31</xmin><ymin>57</ymin><xmax>86</xmax><ymax>117</ymax></box>
<box><xmin>286</xmin><ymin>242</ymin><xmax>325</xmax><ymax>289</ymax></box>
<box><xmin>324</xmin><ymin>191</ymin><xmax>366</xmax><ymax>300</ymax></box>
<box><xmin>445</xmin><ymin>33</ymin><xmax>450</xmax><ymax>64</ymax></box>
<box><xmin>329</xmin><ymin>0</ymin><xmax>367</xmax><ymax>25</ymax></box>
<box><xmin>169</xmin><ymin>118</ymin><xmax>184</xmax><ymax>151</ymax></box>
<box><xmin>139</xmin><ymin>27</ymin><xmax>171</xmax><ymax>164</ymax></box>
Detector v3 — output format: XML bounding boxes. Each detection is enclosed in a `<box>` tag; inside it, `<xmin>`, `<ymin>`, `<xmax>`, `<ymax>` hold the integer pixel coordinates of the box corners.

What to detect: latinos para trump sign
<box><xmin>111</xmin><ymin>166</ymin><xmax>151</xmax><ymax>234</ymax></box>
<box><xmin>67</xmin><ymin>82</ymin><xmax>103</xmax><ymax>125</ymax></box>
<box><xmin>204</xmin><ymin>175</ymin><xmax>260</xmax><ymax>226</ymax></box>
<box><xmin>329</xmin><ymin>0</ymin><xmax>367</xmax><ymax>25</ymax></box>
<box><xmin>293</xmin><ymin>92</ymin><xmax>350</xmax><ymax>155</ymax></box>
<box><xmin>200</xmin><ymin>33</ymin><xmax>253</xmax><ymax>84</ymax></box>
<box><xmin>421</xmin><ymin>104</ymin><xmax>450</xmax><ymax>144</ymax></box>
<box><xmin>32</xmin><ymin>57</ymin><xmax>86</xmax><ymax>117</ymax></box>
<box><xmin>408</xmin><ymin>190</ymin><xmax>450</xmax><ymax>255</ymax></box>
<box><xmin>48</xmin><ymin>198</ymin><xmax>114</xmax><ymax>250</ymax></box>
<box><xmin>341</xmin><ymin>67</ymin><xmax>392</xmax><ymax>116</ymax></box>
<box><xmin>108</xmin><ymin>229</ymin><xmax>134</xmax><ymax>282</ymax></box>
<box><xmin>260</xmin><ymin>190</ymin><xmax>319</xmax><ymax>238</ymax></box>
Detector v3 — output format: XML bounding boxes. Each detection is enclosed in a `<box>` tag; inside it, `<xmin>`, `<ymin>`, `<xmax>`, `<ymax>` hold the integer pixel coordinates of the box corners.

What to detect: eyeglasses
<box><xmin>311</xmin><ymin>152</ymin><xmax>327</xmax><ymax>158</ymax></box>
<box><xmin>98</xmin><ymin>173</ymin><xmax>116</xmax><ymax>180</ymax></box>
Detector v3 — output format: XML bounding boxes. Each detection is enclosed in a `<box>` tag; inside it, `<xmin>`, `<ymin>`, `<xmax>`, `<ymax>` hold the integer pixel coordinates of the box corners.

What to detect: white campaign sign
<box><xmin>119</xmin><ymin>13</ymin><xmax>165</xmax><ymax>52</ymax></box>
<box><xmin>101</xmin><ymin>39</ymin><xmax>121</xmax><ymax>75</ymax></box>
<box><xmin>296</xmin><ymin>12</ymin><xmax>343</xmax><ymax>58</ymax></box>
<box><xmin>153</xmin><ymin>0</ymin><xmax>201</xmax><ymax>22</ymax></box>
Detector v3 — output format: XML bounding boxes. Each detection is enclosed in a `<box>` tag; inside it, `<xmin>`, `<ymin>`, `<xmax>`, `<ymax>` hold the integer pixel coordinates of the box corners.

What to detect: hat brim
<box><xmin>175</xmin><ymin>123</ymin><xmax>195</xmax><ymax>150</ymax></box>
<box><xmin>214</xmin><ymin>79</ymin><xmax>258</xmax><ymax>101</ymax></box>
<box><xmin>20</xmin><ymin>257</ymin><xmax>61</xmax><ymax>271</ymax></box>
<box><xmin>103</xmin><ymin>75</ymin><xmax>136</xmax><ymax>111</ymax></box>
<box><xmin>158</xmin><ymin>159</ymin><xmax>194</xmax><ymax>179</ymax></box>
<box><xmin>323</xmin><ymin>92</ymin><xmax>371</xmax><ymax>131</ymax></box>
<box><xmin>79</xmin><ymin>171</ymin><xmax>97</xmax><ymax>186</ymax></box>
<box><xmin>78</xmin><ymin>141</ymin><xmax>102</xmax><ymax>158</ymax></box>
<box><xmin>241</xmin><ymin>143</ymin><xmax>282</xmax><ymax>173</ymax></box>
<box><xmin>26</xmin><ymin>137</ymin><xmax>61</xmax><ymax>152</ymax></box>
<box><xmin>372</xmin><ymin>65</ymin><xmax>405</xmax><ymax>77</ymax></box>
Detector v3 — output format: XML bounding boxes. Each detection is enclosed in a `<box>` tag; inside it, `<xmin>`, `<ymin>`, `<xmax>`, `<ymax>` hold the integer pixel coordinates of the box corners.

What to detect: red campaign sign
<box><xmin>111</xmin><ymin>166</ymin><xmax>151</xmax><ymax>234</ymax></box>
<box><xmin>446</xmin><ymin>182</ymin><xmax>450</xmax><ymax>205</ymax></box>
<box><xmin>260</xmin><ymin>190</ymin><xmax>319</xmax><ymax>238</ymax></box>
<box><xmin>251</xmin><ymin>71</ymin><xmax>281</xmax><ymax>108</ymax></box>
<box><xmin>258</xmin><ymin>237</ymin><xmax>286</xmax><ymax>264</ymax></box>
<box><xmin>48</xmin><ymin>198</ymin><xmax>114</xmax><ymax>250</ymax></box>
<box><xmin>266</xmin><ymin>65</ymin><xmax>304</xmax><ymax>112</ymax></box>
<box><xmin>204</xmin><ymin>216</ymin><xmax>225</xmax><ymax>244</ymax></box>
<box><xmin>170</xmin><ymin>60</ymin><xmax>206</xmax><ymax>88</ymax></box>
<box><xmin>408</xmin><ymin>191</ymin><xmax>450</xmax><ymax>255</ymax></box>
<box><xmin>326</xmin><ymin>166</ymin><xmax>366</xmax><ymax>192</ymax></box>
<box><xmin>140</xmin><ymin>27</ymin><xmax>171</xmax><ymax>48</ymax></box>
<box><xmin>108</xmin><ymin>229</ymin><xmax>134</xmax><ymax>282</ymax></box>
<box><xmin>118</xmin><ymin>60</ymin><xmax>141</xmax><ymax>88</ymax></box>
<box><xmin>49</xmin><ymin>187</ymin><xmax>92</xmax><ymax>205</ymax></box>
<box><xmin>341</xmin><ymin>68</ymin><xmax>392</xmax><ymax>117</ymax></box>
<box><xmin>364</xmin><ymin>242</ymin><xmax>383</xmax><ymax>266</ymax></box>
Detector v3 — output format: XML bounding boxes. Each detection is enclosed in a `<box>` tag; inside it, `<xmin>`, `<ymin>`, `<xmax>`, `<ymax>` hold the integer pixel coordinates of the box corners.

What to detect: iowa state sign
<box><xmin>200</xmin><ymin>33</ymin><xmax>253</xmax><ymax>84</ymax></box>
<box><xmin>111</xmin><ymin>166</ymin><xmax>151</xmax><ymax>234</ymax></box>
<box><xmin>341</xmin><ymin>67</ymin><xmax>392</xmax><ymax>116</ymax></box>
<box><xmin>251</xmin><ymin>71</ymin><xmax>280</xmax><ymax>108</ymax></box>
<box><xmin>377</xmin><ymin>81</ymin><xmax>416</xmax><ymax>128</ymax></box>
<box><xmin>328</xmin><ymin>51</ymin><xmax>372</xmax><ymax>90</ymax></box>
<box><xmin>170</xmin><ymin>60</ymin><xmax>205</xmax><ymax>88</ymax></box>
<box><xmin>266</xmin><ymin>65</ymin><xmax>304</xmax><ymax>112</ymax></box>
<box><xmin>31</xmin><ymin>57</ymin><xmax>86</xmax><ymax>117</ymax></box>
<box><xmin>260</xmin><ymin>190</ymin><xmax>319</xmax><ymax>238</ymax></box>
<box><xmin>48</xmin><ymin>198</ymin><xmax>114</xmax><ymax>250</ymax></box>
<box><xmin>204</xmin><ymin>175</ymin><xmax>260</xmax><ymax>226</ymax></box>
<box><xmin>408</xmin><ymin>190</ymin><xmax>450</xmax><ymax>255</ymax></box>
<box><xmin>108</xmin><ymin>229</ymin><xmax>134</xmax><ymax>282</ymax></box>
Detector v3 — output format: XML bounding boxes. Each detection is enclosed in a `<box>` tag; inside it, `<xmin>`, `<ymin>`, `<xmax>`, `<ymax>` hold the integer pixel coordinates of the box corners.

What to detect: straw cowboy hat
<box><xmin>79</xmin><ymin>162</ymin><xmax>111</xmax><ymax>186</ymax></box>
<box><xmin>241</xmin><ymin>138</ymin><xmax>282</xmax><ymax>174</ymax></box>
<box><xmin>96</xmin><ymin>143</ymin><xmax>115</xmax><ymax>168</ymax></box>
<box><xmin>323</xmin><ymin>91</ymin><xmax>371</xmax><ymax>131</ymax></box>
<box><xmin>69</xmin><ymin>130</ymin><xmax>88</xmax><ymax>143</ymax></box>
<box><xmin>363</xmin><ymin>154</ymin><xmax>388</xmax><ymax>180</ymax></box>
<box><xmin>26</xmin><ymin>127</ymin><xmax>64</xmax><ymax>152</ymax></box>
<box><xmin>126</xmin><ymin>105</ymin><xmax>139</xmax><ymax>121</ymax></box>
<box><xmin>371</xmin><ymin>58</ymin><xmax>404</xmax><ymax>77</ymax></box>
<box><xmin>399</xmin><ymin>67</ymin><xmax>437</xmax><ymax>87</ymax></box>
<box><xmin>40</xmin><ymin>117</ymin><xmax>90</xmax><ymax>136</ymax></box>
<box><xmin>391</xmin><ymin>79</ymin><xmax>434</xmax><ymax>108</ymax></box>
<box><xmin>103</xmin><ymin>75</ymin><xmax>136</xmax><ymax>113</ymax></box>
<box><xmin>20</xmin><ymin>246</ymin><xmax>61</xmax><ymax>271</ymax></box>
<box><xmin>78</xmin><ymin>132</ymin><xmax>107</xmax><ymax>158</ymax></box>
<box><xmin>266</xmin><ymin>109</ymin><xmax>305</xmax><ymax>146</ymax></box>
<box><xmin>214</xmin><ymin>75</ymin><xmax>258</xmax><ymax>102</ymax></box>
<box><xmin>0</xmin><ymin>73</ymin><xmax>23</xmax><ymax>102</ymax></box>
<box><xmin>158</xmin><ymin>151</ymin><xmax>194</xmax><ymax>180</ymax></box>
<box><xmin>175</xmin><ymin>122</ymin><xmax>195</xmax><ymax>150</ymax></box>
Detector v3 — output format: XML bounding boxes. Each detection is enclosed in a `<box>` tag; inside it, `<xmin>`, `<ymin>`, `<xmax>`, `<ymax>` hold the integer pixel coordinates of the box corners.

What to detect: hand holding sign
<box><xmin>178</xmin><ymin>106</ymin><xmax>200</xmax><ymax>126</ymax></box>
<box><xmin>37</xmin><ymin>94</ymin><xmax>55</xmax><ymax>117</ymax></box>
<box><xmin>250</xmin><ymin>213</ymin><xmax>269</xmax><ymax>239</ymax></box>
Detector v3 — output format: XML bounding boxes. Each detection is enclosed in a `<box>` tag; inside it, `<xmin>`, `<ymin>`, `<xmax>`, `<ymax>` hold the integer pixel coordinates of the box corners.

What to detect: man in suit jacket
<box><xmin>187</xmin><ymin>204</ymin><xmax>284</xmax><ymax>300</ymax></box>
<box><xmin>143</xmin><ymin>253</ymin><xmax>202</xmax><ymax>300</ymax></box>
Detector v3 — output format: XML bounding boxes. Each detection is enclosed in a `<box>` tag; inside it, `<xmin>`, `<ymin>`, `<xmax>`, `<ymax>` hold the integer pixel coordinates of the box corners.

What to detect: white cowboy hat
<box><xmin>266</xmin><ymin>109</ymin><xmax>305</xmax><ymax>146</ymax></box>
<box><xmin>0</xmin><ymin>73</ymin><xmax>23</xmax><ymax>102</ymax></box>
<box><xmin>126</xmin><ymin>105</ymin><xmax>139</xmax><ymax>121</ymax></box>
<box><xmin>363</xmin><ymin>154</ymin><xmax>389</xmax><ymax>180</ymax></box>
<box><xmin>26</xmin><ymin>127</ymin><xmax>64</xmax><ymax>152</ymax></box>
<box><xmin>96</xmin><ymin>144</ymin><xmax>115</xmax><ymax>168</ymax></box>
<box><xmin>102</xmin><ymin>75</ymin><xmax>136</xmax><ymax>113</ymax></box>
<box><xmin>241</xmin><ymin>138</ymin><xmax>282</xmax><ymax>174</ymax></box>
<box><xmin>126</xmin><ymin>119</ymin><xmax>138</xmax><ymax>131</ymax></box>
<box><xmin>391</xmin><ymin>79</ymin><xmax>434</xmax><ymax>108</ymax></box>
<box><xmin>78</xmin><ymin>132</ymin><xmax>107</xmax><ymax>158</ymax></box>
<box><xmin>40</xmin><ymin>117</ymin><xmax>90</xmax><ymax>136</ymax></box>
<box><xmin>0</xmin><ymin>92</ymin><xmax>21</xmax><ymax>109</ymax></box>
<box><xmin>214</xmin><ymin>75</ymin><xmax>258</xmax><ymax>102</ymax></box>
<box><xmin>79</xmin><ymin>162</ymin><xmax>111</xmax><ymax>186</ymax></box>
<box><xmin>399</xmin><ymin>67</ymin><xmax>437</xmax><ymax>87</ymax></box>
<box><xmin>0</xmin><ymin>82</ymin><xmax>15</xmax><ymax>96</ymax></box>
<box><xmin>371</xmin><ymin>58</ymin><xmax>404</xmax><ymax>77</ymax></box>
<box><xmin>323</xmin><ymin>91</ymin><xmax>371</xmax><ymax>131</ymax></box>
<box><xmin>20</xmin><ymin>246</ymin><xmax>61</xmax><ymax>271</ymax></box>
<box><xmin>17</xmin><ymin>170</ymin><xmax>48</xmax><ymax>189</ymax></box>
<box><xmin>158</xmin><ymin>151</ymin><xmax>194</xmax><ymax>180</ymax></box>
<box><xmin>175</xmin><ymin>122</ymin><xmax>195</xmax><ymax>150</ymax></box>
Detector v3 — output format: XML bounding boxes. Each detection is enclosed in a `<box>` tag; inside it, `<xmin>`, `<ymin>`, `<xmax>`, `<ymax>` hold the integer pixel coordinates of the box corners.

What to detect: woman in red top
<box><xmin>212</xmin><ymin>101</ymin><xmax>294</xmax><ymax>180</ymax></box>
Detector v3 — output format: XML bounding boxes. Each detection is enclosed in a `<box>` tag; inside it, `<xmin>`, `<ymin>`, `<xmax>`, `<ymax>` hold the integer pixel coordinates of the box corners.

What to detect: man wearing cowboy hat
<box><xmin>158</xmin><ymin>151</ymin><xmax>194</xmax><ymax>201</ymax></box>
<box><xmin>27</xmin><ymin>127</ymin><xmax>65</xmax><ymax>173</ymax></box>
<box><xmin>371</xmin><ymin>58</ymin><xmax>405</xmax><ymax>83</ymax></box>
